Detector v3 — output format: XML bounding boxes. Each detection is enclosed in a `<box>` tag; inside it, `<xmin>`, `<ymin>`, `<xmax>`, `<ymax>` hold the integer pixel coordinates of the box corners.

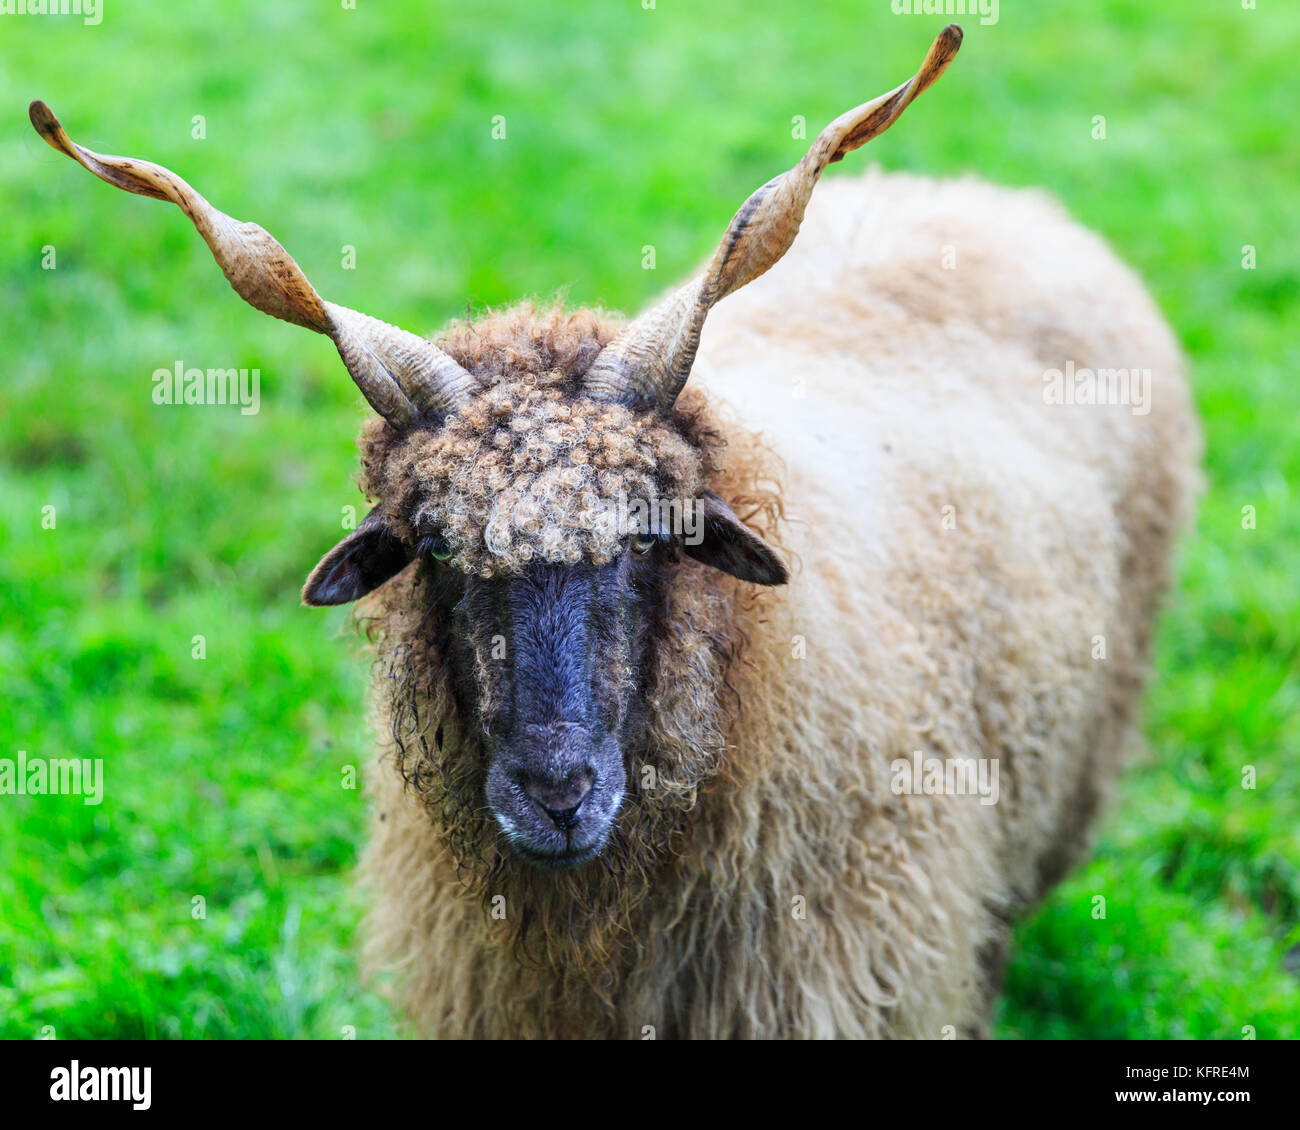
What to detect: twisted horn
<box><xmin>582</xmin><ymin>24</ymin><xmax>963</xmax><ymax>410</ymax></box>
<box><xmin>29</xmin><ymin>101</ymin><xmax>478</xmax><ymax>428</ymax></box>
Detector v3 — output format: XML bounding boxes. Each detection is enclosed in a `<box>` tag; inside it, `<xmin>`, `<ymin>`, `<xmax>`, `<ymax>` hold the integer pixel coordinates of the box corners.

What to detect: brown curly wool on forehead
<box><xmin>356</xmin><ymin>304</ymin><xmax>723</xmax><ymax>576</ymax></box>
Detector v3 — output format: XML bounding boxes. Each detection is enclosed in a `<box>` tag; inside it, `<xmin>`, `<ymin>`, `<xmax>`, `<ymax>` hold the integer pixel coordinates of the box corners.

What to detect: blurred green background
<box><xmin>1</xmin><ymin>0</ymin><xmax>1297</xmax><ymax>1039</ymax></box>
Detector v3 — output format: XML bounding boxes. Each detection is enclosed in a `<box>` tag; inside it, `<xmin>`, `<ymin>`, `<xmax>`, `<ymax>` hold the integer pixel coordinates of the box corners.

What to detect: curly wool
<box><xmin>354</xmin><ymin>302</ymin><xmax>782</xmax><ymax>1007</ymax></box>
<box><xmin>356</xmin><ymin>305</ymin><xmax>709</xmax><ymax>575</ymax></box>
<box><xmin>400</xmin><ymin>381</ymin><xmax>701</xmax><ymax>575</ymax></box>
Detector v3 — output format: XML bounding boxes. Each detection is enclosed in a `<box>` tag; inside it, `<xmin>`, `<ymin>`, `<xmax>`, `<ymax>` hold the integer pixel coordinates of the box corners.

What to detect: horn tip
<box><xmin>29</xmin><ymin>100</ymin><xmax>72</xmax><ymax>155</ymax></box>
<box><xmin>936</xmin><ymin>24</ymin><xmax>963</xmax><ymax>56</ymax></box>
<box><xmin>29</xmin><ymin>99</ymin><xmax>56</xmax><ymax>135</ymax></box>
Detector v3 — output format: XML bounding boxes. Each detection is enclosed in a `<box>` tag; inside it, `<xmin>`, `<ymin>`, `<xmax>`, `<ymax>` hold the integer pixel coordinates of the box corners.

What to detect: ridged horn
<box><xmin>28</xmin><ymin>100</ymin><xmax>478</xmax><ymax>428</ymax></box>
<box><xmin>582</xmin><ymin>24</ymin><xmax>963</xmax><ymax>410</ymax></box>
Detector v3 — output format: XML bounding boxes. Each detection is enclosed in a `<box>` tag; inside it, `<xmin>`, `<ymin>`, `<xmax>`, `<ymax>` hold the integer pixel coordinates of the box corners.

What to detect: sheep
<box><xmin>31</xmin><ymin>23</ymin><xmax>1200</xmax><ymax>1039</ymax></box>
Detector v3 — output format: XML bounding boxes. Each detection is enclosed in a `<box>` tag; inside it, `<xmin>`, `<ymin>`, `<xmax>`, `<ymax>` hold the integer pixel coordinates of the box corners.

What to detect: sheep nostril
<box><xmin>539</xmin><ymin>800</ymin><xmax>584</xmax><ymax>832</ymax></box>
<box><xmin>524</xmin><ymin>773</ymin><xmax>593</xmax><ymax>831</ymax></box>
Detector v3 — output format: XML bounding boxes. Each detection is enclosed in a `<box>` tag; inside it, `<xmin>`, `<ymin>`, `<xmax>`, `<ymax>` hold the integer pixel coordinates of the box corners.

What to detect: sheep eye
<box><xmin>631</xmin><ymin>533</ymin><xmax>657</xmax><ymax>555</ymax></box>
<box><xmin>418</xmin><ymin>533</ymin><xmax>453</xmax><ymax>562</ymax></box>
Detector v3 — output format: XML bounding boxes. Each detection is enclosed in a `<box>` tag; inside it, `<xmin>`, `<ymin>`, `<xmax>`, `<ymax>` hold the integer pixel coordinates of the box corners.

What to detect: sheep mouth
<box><xmin>484</xmin><ymin>736</ymin><xmax>627</xmax><ymax>871</ymax></box>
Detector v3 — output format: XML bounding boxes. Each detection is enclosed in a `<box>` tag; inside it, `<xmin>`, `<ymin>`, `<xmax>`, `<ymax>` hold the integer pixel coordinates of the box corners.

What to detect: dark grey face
<box><xmin>301</xmin><ymin>492</ymin><xmax>788</xmax><ymax>869</ymax></box>
<box><xmin>431</xmin><ymin>545</ymin><xmax>666</xmax><ymax>868</ymax></box>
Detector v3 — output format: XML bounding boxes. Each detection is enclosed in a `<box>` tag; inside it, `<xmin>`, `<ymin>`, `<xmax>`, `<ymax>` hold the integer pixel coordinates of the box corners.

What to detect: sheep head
<box><xmin>29</xmin><ymin>25</ymin><xmax>960</xmax><ymax>870</ymax></box>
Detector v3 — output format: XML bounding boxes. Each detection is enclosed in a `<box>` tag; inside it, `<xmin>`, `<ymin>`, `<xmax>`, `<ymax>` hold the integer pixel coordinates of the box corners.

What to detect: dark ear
<box><xmin>684</xmin><ymin>492</ymin><xmax>788</xmax><ymax>586</ymax></box>
<box><xmin>302</xmin><ymin>507</ymin><xmax>413</xmax><ymax>606</ymax></box>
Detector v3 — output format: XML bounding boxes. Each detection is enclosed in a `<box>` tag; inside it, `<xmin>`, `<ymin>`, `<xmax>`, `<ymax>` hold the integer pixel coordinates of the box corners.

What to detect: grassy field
<box><xmin>1</xmin><ymin>0</ymin><xmax>1297</xmax><ymax>1039</ymax></box>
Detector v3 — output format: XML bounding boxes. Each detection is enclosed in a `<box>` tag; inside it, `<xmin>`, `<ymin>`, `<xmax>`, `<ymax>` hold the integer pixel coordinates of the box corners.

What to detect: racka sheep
<box><xmin>31</xmin><ymin>24</ymin><xmax>1199</xmax><ymax>1038</ymax></box>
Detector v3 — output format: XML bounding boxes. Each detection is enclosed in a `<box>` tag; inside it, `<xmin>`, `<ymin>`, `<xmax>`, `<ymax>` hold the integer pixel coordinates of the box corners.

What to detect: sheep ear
<box><xmin>302</xmin><ymin>508</ymin><xmax>412</xmax><ymax>606</ymax></box>
<box><xmin>684</xmin><ymin>492</ymin><xmax>789</xmax><ymax>586</ymax></box>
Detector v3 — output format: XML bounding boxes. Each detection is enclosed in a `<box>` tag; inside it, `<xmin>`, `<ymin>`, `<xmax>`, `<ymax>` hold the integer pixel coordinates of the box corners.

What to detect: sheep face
<box><xmin>430</xmin><ymin>555</ymin><xmax>659</xmax><ymax>867</ymax></box>
<box><xmin>300</xmin><ymin>338</ymin><xmax>787</xmax><ymax>868</ymax></box>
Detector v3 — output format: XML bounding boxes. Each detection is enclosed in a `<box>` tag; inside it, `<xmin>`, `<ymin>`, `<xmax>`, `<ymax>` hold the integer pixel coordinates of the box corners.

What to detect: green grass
<box><xmin>2</xmin><ymin>0</ymin><xmax>1297</xmax><ymax>1039</ymax></box>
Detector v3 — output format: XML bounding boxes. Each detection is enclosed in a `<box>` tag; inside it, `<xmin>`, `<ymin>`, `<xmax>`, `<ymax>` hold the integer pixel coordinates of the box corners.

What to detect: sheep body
<box><xmin>360</xmin><ymin>169</ymin><xmax>1200</xmax><ymax>1038</ymax></box>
